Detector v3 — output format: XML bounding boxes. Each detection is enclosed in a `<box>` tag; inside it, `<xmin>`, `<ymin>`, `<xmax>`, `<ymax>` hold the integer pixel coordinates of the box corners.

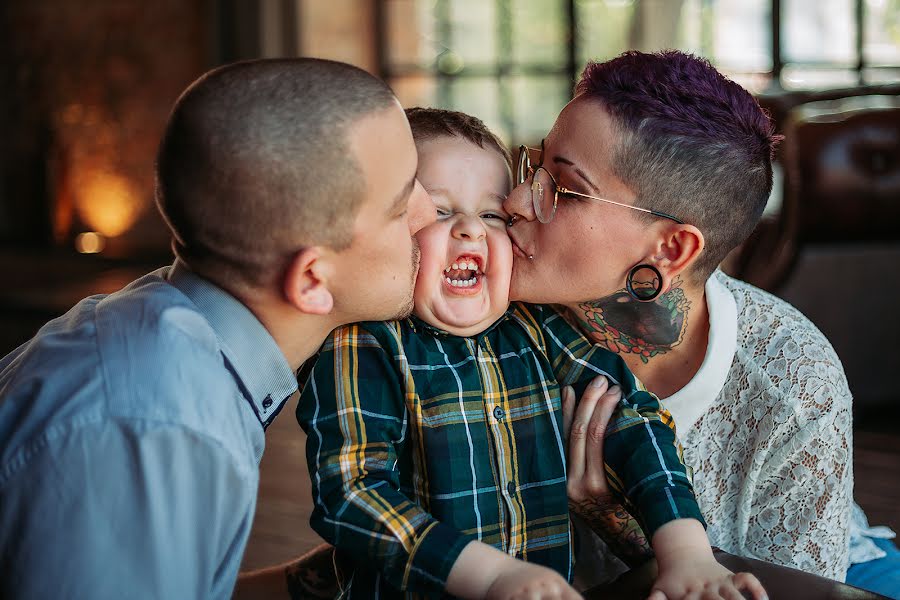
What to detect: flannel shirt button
<box><xmin>262</xmin><ymin>395</ymin><xmax>273</xmax><ymax>410</ymax></box>
<box><xmin>492</xmin><ymin>406</ymin><xmax>504</xmax><ymax>421</ymax></box>
<box><xmin>507</xmin><ymin>481</ymin><xmax>516</xmax><ymax>495</ymax></box>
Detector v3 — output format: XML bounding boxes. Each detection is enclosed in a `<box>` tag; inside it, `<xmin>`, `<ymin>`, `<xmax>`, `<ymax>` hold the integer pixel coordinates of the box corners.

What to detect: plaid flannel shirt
<box><xmin>297</xmin><ymin>302</ymin><xmax>703</xmax><ymax>598</ymax></box>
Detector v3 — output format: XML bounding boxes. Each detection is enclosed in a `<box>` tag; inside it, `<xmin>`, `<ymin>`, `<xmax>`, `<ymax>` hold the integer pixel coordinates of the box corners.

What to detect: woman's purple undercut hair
<box><xmin>575</xmin><ymin>50</ymin><xmax>782</xmax><ymax>280</ymax></box>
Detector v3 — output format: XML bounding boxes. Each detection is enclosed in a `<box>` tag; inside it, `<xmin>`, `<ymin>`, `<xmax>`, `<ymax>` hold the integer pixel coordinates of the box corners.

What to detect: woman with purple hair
<box><xmin>503</xmin><ymin>50</ymin><xmax>898</xmax><ymax>598</ymax></box>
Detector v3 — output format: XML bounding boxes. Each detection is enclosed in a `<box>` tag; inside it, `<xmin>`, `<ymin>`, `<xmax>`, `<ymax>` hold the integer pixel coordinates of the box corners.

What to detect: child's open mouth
<box><xmin>443</xmin><ymin>255</ymin><xmax>483</xmax><ymax>293</ymax></box>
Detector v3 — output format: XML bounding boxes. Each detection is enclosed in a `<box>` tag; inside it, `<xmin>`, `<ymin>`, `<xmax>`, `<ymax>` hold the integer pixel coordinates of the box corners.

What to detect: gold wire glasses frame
<box><xmin>515</xmin><ymin>143</ymin><xmax>685</xmax><ymax>225</ymax></box>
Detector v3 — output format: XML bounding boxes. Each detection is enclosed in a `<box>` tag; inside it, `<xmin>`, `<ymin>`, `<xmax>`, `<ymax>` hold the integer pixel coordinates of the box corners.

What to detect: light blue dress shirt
<box><xmin>0</xmin><ymin>262</ymin><xmax>298</xmax><ymax>599</ymax></box>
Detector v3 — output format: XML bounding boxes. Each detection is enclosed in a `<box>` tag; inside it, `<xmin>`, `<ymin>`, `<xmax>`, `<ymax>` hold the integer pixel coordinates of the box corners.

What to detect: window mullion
<box><xmin>436</xmin><ymin>0</ymin><xmax>452</xmax><ymax>107</ymax></box>
<box><xmin>856</xmin><ymin>0</ymin><xmax>865</xmax><ymax>84</ymax></box>
<box><xmin>497</xmin><ymin>0</ymin><xmax>514</xmax><ymax>142</ymax></box>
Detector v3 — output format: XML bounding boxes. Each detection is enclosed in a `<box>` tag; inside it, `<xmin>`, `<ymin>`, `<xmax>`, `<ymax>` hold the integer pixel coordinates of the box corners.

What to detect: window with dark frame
<box><xmin>375</xmin><ymin>0</ymin><xmax>900</xmax><ymax>145</ymax></box>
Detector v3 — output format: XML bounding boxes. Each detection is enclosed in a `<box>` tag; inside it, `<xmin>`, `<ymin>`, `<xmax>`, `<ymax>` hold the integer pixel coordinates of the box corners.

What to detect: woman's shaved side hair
<box><xmin>155</xmin><ymin>58</ymin><xmax>397</xmax><ymax>288</ymax></box>
<box><xmin>577</xmin><ymin>51</ymin><xmax>781</xmax><ymax>281</ymax></box>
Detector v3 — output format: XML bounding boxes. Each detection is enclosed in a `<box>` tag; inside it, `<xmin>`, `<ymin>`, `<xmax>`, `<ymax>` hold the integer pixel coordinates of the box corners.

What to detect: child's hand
<box><xmin>447</xmin><ymin>541</ymin><xmax>579</xmax><ymax>600</ymax></box>
<box><xmin>485</xmin><ymin>561</ymin><xmax>580</xmax><ymax>600</ymax></box>
<box><xmin>649</xmin><ymin>520</ymin><xmax>767</xmax><ymax>600</ymax></box>
<box><xmin>648</xmin><ymin>558</ymin><xmax>767</xmax><ymax>600</ymax></box>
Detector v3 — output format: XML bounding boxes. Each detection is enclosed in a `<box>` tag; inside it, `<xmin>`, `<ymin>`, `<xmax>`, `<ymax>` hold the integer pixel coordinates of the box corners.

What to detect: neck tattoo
<box><xmin>576</xmin><ymin>275</ymin><xmax>691</xmax><ymax>364</ymax></box>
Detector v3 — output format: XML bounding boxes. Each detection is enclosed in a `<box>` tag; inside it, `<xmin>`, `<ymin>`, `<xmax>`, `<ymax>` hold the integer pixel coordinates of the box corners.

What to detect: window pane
<box><xmin>448</xmin><ymin>0</ymin><xmax>497</xmax><ymax>67</ymax></box>
<box><xmin>727</xmin><ymin>72</ymin><xmax>773</xmax><ymax>95</ymax></box>
<box><xmin>390</xmin><ymin>76</ymin><xmax>437</xmax><ymax>108</ymax></box>
<box><xmin>782</xmin><ymin>66</ymin><xmax>858</xmax><ymax>89</ymax></box>
<box><xmin>511</xmin><ymin>0</ymin><xmax>567</xmax><ymax>67</ymax></box>
<box><xmin>576</xmin><ymin>0</ymin><xmax>635</xmax><ymax>66</ymax></box>
<box><xmin>864</xmin><ymin>0</ymin><xmax>900</xmax><ymax>66</ymax></box>
<box><xmin>510</xmin><ymin>76</ymin><xmax>571</xmax><ymax>145</ymax></box>
<box><xmin>385</xmin><ymin>0</ymin><xmax>439</xmax><ymax>69</ymax></box>
<box><xmin>679</xmin><ymin>0</ymin><xmax>772</xmax><ymax>71</ymax></box>
<box><xmin>446</xmin><ymin>78</ymin><xmax>507</xmax><ymax>141</ymax></box>
<box><xmin>704</xmin><ymin>0</ymin><xmax>771</xmax><ymax>72</ymax></box>
<box><xmin>783</xmin><ymin>0</ymin><xmax>856</xmax><ymax>64</ymax></box>
<box><xmin>863</xmin><ymin>67</ymin><xmax>900</xmax><ymax>83</ymax></box>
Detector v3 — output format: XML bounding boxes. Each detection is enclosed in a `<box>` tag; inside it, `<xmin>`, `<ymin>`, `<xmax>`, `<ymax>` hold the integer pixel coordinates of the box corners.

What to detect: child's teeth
<box><xmin>452</xmin><ymin>263</ymin><xmax>459</xmax><ymax>270</ymax></box>
<box><xmin>445</xmin><ymin>277</ymin><xmax>452</xmax><ymax>284</ymax></box>
<box><xmin>469</xmin><ymin>262</ymin><xmax>477</xmax><ymax>270</ymax></box>
<box><xmin>444</xmin><ymin>266</ymin><xmax>451</xmax><ymax>273</ymax></box>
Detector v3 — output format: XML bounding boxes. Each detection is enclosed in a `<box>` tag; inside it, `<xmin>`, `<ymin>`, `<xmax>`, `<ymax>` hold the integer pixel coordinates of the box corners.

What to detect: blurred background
<box><xmin>1</xmin><ymin>0</ymin><xmax>898</xmax><ymax>571</ymax></box>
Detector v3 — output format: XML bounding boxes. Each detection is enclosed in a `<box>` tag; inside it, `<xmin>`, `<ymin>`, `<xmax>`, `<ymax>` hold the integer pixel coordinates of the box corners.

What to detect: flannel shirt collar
<box><xmin>406</xmin><ymin>306</ymin><xmax>515</xmax><ymax>342</ymax></box>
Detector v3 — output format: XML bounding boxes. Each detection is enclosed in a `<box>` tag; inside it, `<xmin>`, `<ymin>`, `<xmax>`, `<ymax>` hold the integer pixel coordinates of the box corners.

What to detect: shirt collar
<box><xmin>166</xmin><ymin>261</ymin><xmax>298</xmax><ymax>429</ymax></box>
<box><xmin>406</xmin><ymin>307</ymin><xmax>513</xmax><ymax>341</ymax></box>
<box><xmin>662</xmin><ymin>269</ymin><xmax>738</xmax><ymax>432</ymax></box>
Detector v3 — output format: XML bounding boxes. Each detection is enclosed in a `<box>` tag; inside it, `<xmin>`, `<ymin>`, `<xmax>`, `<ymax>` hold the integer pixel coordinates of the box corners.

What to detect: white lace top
<box><xmin>574</xmin><ymin>271</ymin><xmax>890</xmax><ymax>587</ymax></box>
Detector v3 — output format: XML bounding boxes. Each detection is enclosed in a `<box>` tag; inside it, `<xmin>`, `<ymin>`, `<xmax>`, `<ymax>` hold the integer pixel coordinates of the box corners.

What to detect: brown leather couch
<box><xmin>724</xmin><ymin>86</ymin><xmax>900</xmax><ymax>410</ymax></box>
<box><xmin>585</xmin><ymin>549</ymin><xmax>889</xmax><ymax>599</ymax></box>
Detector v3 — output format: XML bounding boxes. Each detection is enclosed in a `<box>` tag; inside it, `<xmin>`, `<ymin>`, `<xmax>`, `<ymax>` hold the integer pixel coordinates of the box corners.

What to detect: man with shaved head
<box><xmin>0</xmin><ymin>58</ymin><xmax>434</xmax><ymax>599</ymax></box>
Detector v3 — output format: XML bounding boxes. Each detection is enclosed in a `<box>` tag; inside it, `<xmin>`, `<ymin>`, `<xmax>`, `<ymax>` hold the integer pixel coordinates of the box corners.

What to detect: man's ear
<box><xmin>283</xmin><ymin>247</ymin><xmax>334</xmax><ymax>316</ymax></box>
<box><xmin>651</xmin><ymin>224</ymin><xmax>705</xmax><ymax>282</ymax></box>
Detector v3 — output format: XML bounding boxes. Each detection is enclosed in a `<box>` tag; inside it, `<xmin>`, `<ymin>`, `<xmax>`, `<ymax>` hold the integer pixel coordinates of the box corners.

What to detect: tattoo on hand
<box><xmin>570</xmin><ymin>497</ymin><xmax>653</xmax><ymax>567</ymax></box>
<box><xmin>576</xmin><ymin>275</ymin><xmax>691</xmax><ymax>364</ymax></box>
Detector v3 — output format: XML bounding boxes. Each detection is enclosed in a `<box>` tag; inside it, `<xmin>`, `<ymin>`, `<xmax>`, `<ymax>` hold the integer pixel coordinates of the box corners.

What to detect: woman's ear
<box><xmin>283</xmin><ymin>247</ymin><xmax>334</xmax><ymax>315</ymax></box>
<box><xmin>651</xmin><ymin>224</ymin><xmax>705</xmax><ymax>282</ymax></box>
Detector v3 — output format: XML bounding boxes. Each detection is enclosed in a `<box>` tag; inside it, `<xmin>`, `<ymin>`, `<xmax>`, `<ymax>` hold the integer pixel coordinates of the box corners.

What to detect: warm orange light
<box><xmin>74</xmin><ymin>170</ymin><xmax>143</xmax><ymax>238</ymax></box>
<box><xmin>75</xmin><ymin>231</ymin><xmax>106</xmax><ymax>254</ymax></box>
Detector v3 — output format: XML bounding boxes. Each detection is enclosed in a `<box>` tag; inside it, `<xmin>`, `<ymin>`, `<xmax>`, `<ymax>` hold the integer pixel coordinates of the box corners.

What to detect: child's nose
<box><xmin>451</xmin><ymin>215</ymin><xmax>486</xmax><ymax>241</ymax></box>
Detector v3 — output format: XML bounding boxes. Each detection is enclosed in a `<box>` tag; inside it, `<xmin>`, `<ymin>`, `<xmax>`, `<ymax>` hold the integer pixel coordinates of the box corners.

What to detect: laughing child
<box><xmin>297</xmin><ymin>108</ymin><xmax>766</xmax><ymax>600</ymax></box>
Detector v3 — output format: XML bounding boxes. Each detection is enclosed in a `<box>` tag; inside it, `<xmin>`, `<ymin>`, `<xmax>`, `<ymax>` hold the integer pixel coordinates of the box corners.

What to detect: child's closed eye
<box><xmin>481</xmin><ymin>212</ymin><xmax>509</xmax><ymax>222</ymax></box>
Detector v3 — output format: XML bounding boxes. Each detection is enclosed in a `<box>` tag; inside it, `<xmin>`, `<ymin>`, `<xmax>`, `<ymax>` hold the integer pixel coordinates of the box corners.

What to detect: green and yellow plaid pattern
<box><xmin>297</xmin><ymin>303</ymin><xmax>703</xmax><ymax>598</ymax></box>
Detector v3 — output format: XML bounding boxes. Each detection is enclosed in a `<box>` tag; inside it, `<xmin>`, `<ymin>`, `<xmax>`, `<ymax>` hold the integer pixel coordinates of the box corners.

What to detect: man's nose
<box><xmin>451</xmin><ymin>215</ymin><xmax>486</xmax><ymax>241</ymax></box>
<box><xmin>503</xmin><ymin>180</ymin><xmax>536</xmax><ymax>224</ymax></box>
<box><xmin>407</xmin><ymin>180</ymin><xmax>437</xmax><ymax>235</ymax></box>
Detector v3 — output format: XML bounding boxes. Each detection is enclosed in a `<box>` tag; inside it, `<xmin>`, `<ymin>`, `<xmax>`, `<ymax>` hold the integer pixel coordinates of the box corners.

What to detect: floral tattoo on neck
<box><xmin>576</xmin><ymin>275</ymin><xmax>691</xmax><ymax>364</ymax></box>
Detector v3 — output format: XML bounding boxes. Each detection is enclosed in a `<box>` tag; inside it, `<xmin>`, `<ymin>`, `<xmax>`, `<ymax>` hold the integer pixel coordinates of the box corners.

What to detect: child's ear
<box><xmin>283</xmin><ymin>248</ymin><xmax>334</xmax><ymax>315</ymax></box>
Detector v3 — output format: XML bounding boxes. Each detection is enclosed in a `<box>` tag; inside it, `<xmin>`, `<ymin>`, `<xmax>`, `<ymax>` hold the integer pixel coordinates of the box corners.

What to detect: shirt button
<box><xmin>492</xmin><ymin>406</ymin><xmax>504</xmax><ymax>421</ymax></box>
<box><xmin>262</xmin><ymin>395</ymin><xmax>273</xmax><ymax>410</ymax></box>
<box><xmin>507</xmin><ymin>481</ymin><xmax>516</xmax><ymax>495</ymax></box>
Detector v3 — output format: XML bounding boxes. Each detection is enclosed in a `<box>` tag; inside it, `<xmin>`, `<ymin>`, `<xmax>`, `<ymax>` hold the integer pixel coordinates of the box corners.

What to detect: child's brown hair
<box><xmin>404</xmin><ymin>107</ymin><xmax>512</xmax><ymax>183</ymax></box>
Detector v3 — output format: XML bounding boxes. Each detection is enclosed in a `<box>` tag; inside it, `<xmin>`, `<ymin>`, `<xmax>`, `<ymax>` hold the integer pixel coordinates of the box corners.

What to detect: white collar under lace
<box><xmin>661</xmin><ymin>270</ymin><xmax>738</xmax><ymax>432</ymax></box>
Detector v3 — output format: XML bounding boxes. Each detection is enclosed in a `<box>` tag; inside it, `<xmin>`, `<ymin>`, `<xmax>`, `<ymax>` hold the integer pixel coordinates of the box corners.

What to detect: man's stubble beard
<box><xmin>390</xmin><ymin>239</ymin><xmax>420</xmax><ymax>321</ymax></box>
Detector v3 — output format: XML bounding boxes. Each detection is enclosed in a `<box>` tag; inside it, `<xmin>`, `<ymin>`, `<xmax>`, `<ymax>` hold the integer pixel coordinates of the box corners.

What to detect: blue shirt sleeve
<box><xmin>0</xmin><ymin>419</ymin><xmax>256</xmax><ymax>600</ymax></box>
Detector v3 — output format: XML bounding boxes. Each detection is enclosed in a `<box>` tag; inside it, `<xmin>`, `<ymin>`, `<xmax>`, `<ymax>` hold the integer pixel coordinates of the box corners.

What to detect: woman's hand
<box><xmin>562</xmin><ymin>377</ymin><xmax>653</xmax><ymax>566</ymax></box>
<box><xmin>562</xmin><ymin>377</ymin><xmax>619</xmax><ymax>505</ymax></box>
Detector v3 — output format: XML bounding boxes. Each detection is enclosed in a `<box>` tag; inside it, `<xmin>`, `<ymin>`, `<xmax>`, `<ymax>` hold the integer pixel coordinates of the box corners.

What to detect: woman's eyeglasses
<box><xmin>516</xmin><ymin>142</ymin><xmax>685</xmax><ymax>225</ymax></box>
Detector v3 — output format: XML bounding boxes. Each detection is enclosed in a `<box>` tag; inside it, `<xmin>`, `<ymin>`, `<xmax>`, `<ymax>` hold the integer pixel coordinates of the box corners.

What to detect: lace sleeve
<box><xmin>737</xmin><ymin>293</ymin><xmax>854</xmax><ymax>581</ymax></box>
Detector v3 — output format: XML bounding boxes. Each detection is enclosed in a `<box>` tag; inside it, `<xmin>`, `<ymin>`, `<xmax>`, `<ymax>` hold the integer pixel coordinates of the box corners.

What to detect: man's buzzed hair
<box><xmin>155</xmin><ymin>58</ymin><xmax>397</xmax><ymax>287</ymax></box>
